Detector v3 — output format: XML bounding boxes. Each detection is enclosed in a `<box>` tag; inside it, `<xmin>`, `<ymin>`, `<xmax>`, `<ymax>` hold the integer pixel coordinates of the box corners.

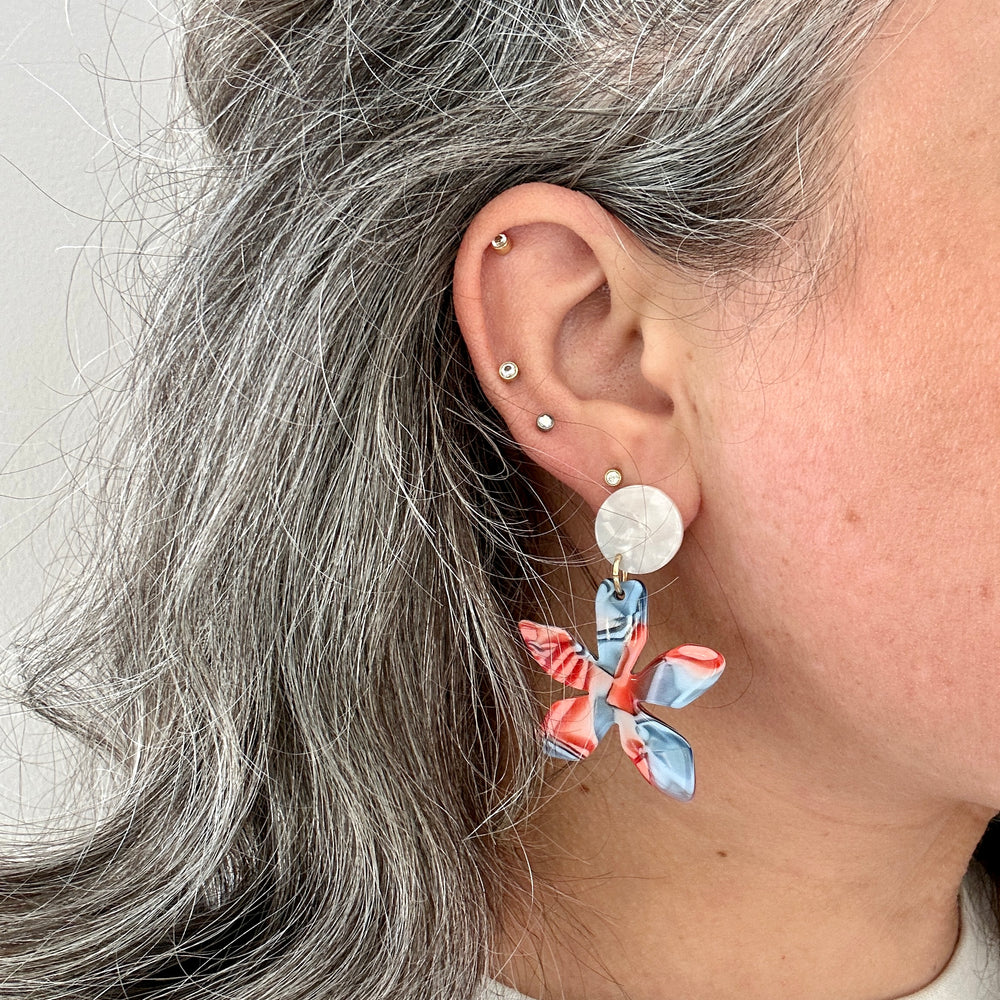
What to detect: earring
<box><xmin>536</xmin><ymin>414</ymin><xmax>554</xmax><ymax>431</ymax></box>
<box><xmin>498</xmin><ymin>361</ymin><xmax>519</xmax><ymax>381</ymax></box>
<box><xmin>491</xmin><ymin>233</ymin><xmax>511</xmax><ymax>254</ymax></box>
<box><xmin>517</xmin><ymin>484</ymin><xmax>725</xmax><ymax>801</ymax></box>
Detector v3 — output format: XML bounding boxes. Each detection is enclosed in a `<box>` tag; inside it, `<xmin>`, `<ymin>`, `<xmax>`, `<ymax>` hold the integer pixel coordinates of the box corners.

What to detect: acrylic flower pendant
<box><xmin>518</xmin><ymin>578</ymin><xmax>724</xmax><ymax>801</ymax></box>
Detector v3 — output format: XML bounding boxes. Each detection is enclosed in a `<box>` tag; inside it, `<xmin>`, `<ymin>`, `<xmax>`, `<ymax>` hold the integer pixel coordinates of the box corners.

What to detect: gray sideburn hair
<box><xmin>4</xmin><ymin>1</ymin><xmax>904</xmax><ymax>998</ymax></box>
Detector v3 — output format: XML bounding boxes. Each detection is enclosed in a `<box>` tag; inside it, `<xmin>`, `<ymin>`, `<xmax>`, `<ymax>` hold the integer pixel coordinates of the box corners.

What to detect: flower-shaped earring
<box><xmin>518</xmin><ymin>485</ymin><xmax>724</xmax><ymax>801</ymax></box>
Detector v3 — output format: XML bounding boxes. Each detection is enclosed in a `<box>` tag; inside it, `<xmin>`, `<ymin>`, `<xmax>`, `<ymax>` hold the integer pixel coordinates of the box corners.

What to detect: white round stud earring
<box><xmin>536</xmin><ymin>414</ymin><xmax>554</xmax><ymax>431</ymax></box>
<box><xmin>594</xmin><ymin>484</ymin><xmax>684</xmax><ymax>576</ymax></box>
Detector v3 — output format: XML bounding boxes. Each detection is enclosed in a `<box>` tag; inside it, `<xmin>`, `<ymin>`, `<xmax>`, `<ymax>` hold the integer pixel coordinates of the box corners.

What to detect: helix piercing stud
<box><xmin>491</xmin><ymin>233</ymin><xmax>511</xmax><ymax>255</ymax></box>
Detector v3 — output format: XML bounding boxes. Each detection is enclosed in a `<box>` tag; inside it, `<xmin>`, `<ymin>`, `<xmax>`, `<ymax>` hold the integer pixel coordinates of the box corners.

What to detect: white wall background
<box><xmin>0</xmin><ymin>0</ymin><xmax>175</xmax><ymax>832</ymax></box>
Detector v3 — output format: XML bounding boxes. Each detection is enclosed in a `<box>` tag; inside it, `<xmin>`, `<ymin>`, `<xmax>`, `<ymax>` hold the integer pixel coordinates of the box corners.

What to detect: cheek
<box><xmin>740</xmin><ymin>0</ymin><xmax>1000</xmax><ymax>602</ymax></box>
<box><xmin>698</xmin><ymin>332</ymin><xmax>1000</xmax><ymax>803</ymax></box>
<box><xmin>709</xmin><ymin>333</ymin><xmax>1000</xmax><ymax>626</ymax></box>
<box><xmin>687</xmin><ymin>0</ymin><xmax>1000</xmax><ymax>801</ymax></box>
<box><xmin>696</xmin><ymin>168</ymin><xmax>1000</xmax><ymax>802</ymax></box>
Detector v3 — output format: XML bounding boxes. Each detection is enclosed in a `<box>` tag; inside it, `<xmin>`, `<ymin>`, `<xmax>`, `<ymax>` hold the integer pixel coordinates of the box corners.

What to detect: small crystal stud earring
<box><xmin>604</xmin><ymin>468</ymin><xmax>623</xmax><ymax>487</ymax></box>
<box><xmin>491</xmin><ymin>233</ymin><xmax>512</xmax><ymax>255</ymax></box>
<box><xmin>536</xmin><ymin>414</ymin><xmax>554</xmax><ymax>432</ymax></box>
<box><xmin>498</xmin><ymin>361</ymin><xmax>519</xmax><ymax>381</ymax></box>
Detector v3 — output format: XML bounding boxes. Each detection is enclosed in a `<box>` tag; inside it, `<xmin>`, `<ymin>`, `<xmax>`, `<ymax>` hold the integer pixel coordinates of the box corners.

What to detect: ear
<box><xmin>452</xmin><ymin>182</ymin><xmax>707</xmax><ymax>523</ymax></box>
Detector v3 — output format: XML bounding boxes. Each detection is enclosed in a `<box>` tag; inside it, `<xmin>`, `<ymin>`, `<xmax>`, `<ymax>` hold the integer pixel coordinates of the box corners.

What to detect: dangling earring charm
<box><xmin>517</xmin><ymin>485</ymin><xmax>724</xmax><ymax>801</ymax></box>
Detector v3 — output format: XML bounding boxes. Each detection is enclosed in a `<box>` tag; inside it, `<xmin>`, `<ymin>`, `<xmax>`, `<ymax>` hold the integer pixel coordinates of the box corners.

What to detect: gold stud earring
<box><xmin>604</xmin><ymin>468</ymin><xmax>623</xmax><ymax>487</ymax></box>
<box><xmin>491</xmin><ymin>233</ymin><xmax>511</xmax><ymax>255</ymax></box>
<box><xmin>498</xmin><ymin>361</ymin><xmax>519</xmax><ymax>381</ymax></box>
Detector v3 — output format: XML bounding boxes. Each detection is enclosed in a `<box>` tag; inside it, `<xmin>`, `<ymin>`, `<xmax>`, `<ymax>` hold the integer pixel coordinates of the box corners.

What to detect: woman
<box><xmin>5</xmin><ymin>0</ymin><xmax>999</xmax><ymax>997</ymax></box>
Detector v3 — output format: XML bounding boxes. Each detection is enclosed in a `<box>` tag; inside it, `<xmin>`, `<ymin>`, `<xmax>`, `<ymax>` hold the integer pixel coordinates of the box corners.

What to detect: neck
<box><xmin>493</xmin><ymin>567</ymin><xmax>993</xmax><ymax>1000</ymax></box>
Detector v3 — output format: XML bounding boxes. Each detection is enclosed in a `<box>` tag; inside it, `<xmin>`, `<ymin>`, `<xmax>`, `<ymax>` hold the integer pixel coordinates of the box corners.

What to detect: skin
<box><xmin>453</xmin><ymin>0</ymin><xmax>1000</xmax><ymax>998</ymax></box>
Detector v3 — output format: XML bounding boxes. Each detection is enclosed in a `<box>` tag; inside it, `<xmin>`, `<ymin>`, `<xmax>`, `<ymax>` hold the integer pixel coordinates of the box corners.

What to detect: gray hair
<box><xmin>5</xmin><ymin>1</ymin><xmax>898</xmax><ymax>997</ymax></box>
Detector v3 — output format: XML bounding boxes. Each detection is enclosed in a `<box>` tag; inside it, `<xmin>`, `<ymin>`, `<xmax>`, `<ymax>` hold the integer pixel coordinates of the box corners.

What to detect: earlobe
<box><xmin>452</xmin><ymin>182</ymin><xmax>704</xmax><ymax>522</ymax></box>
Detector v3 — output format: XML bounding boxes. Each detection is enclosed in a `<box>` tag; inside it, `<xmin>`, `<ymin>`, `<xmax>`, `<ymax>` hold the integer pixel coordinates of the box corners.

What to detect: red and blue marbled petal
<box><xmin>594</xmin><ymin>578</ymin><xmax>647</xmax><ymax>677</ymax></box>
<box><xmin>618</xmin><ymin>709</ymin><xmax>697</xmax><ymax>801</ymax></box>
<box><xmin>543</xmin><ymin>694</ymin><xmax>614</xmax><ymax>760</ymax></box>
<box><xmin>517</xmin><ymin>620</ymin><xmax>607</xmax><ymax>691</ymax></box>
<box><xmin>636</xmin><ymin>644</ymin><xmax>726</xmax><ymax>709</ymax></box>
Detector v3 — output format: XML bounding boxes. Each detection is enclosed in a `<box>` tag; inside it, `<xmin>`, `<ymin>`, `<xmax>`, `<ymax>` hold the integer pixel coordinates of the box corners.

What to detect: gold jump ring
<box><xmin>612</xmin><ymin>553</ymin><xmax>628</xmax><ymax>600</ymax></box>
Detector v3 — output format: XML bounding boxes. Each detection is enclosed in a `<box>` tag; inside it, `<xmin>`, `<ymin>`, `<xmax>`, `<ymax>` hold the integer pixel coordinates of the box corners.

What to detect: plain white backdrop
<box><xmin>0</xmin><ymin>0</ymin><xmax>175</xmax><ymax>831</ymax></box>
